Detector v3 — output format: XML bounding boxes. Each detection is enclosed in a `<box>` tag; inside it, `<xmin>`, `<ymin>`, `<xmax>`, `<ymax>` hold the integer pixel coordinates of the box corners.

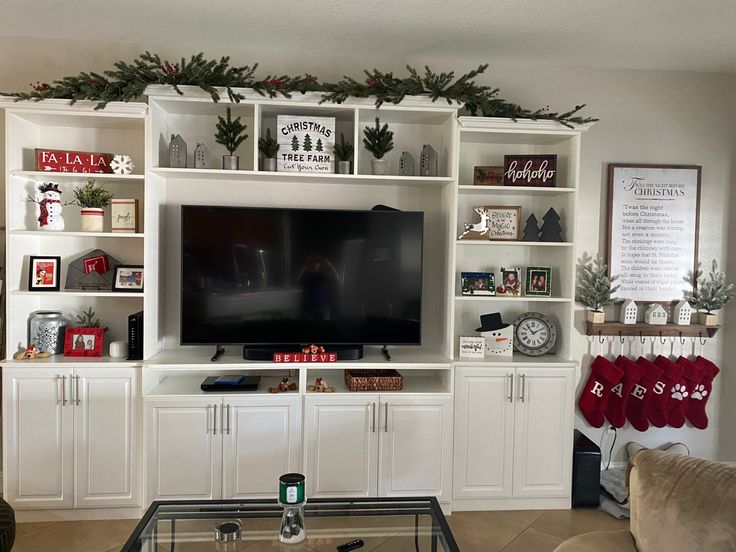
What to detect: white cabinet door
<box><xmin>304</xmin><ymin>395</ymin><xmax>378</xmax><ymax>498</ymax></box>
<box><xmin>145</xmin><ymin>397</ymin><xmax>222</xmax><ymax>501</ymax></box>
<box><xmin>3</xmin><ymin>368</ymin><xmax>73</xmax><ymax>509</ymax></box>
<box><xmin>378</xmin><ymin>395</ymin><xmax>453</xmax><ymax>502</ymax></box>
<box><xmin>222</xmin><ymin>395</ymin><xmax>301</xmax><ymax>499</ymax></box>
<box><xmin>512</xmin><ymin>368</ymin><xmax>575</xmax><ymax>498</ymax></box>
<box><xmin>74</xmin><ymin>368</ymin><xmax>139</xmax><ymax>507</ymax></box>
<box><xmin>454</xmin><ymin>368</ymin><xmax>514</xmax><ymax>499</ymax></box>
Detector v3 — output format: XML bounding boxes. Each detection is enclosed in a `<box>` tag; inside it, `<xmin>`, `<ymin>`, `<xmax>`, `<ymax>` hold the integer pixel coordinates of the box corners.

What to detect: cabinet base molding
<box><xmin>14</xmin><ymin>507</ymin><xmax>144</xmax><ymax>523</ymax></box>
<box><xmin>451</xmin><ymin>497</ymin><xmax>570</xmax><ymax>512</ymax></box>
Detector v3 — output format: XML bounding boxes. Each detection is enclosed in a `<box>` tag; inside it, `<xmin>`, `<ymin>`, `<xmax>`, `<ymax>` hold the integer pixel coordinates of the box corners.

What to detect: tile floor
<box><xmin>11</xmin><ymin>508</ymin><xmax>628</xmax><ymax>551</ymax></box>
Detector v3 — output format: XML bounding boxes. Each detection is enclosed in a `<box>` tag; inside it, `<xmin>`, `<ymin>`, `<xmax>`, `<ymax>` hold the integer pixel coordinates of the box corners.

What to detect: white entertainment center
<box><xmin>1</xmin><ymin>87</ymin><xmax>588</xmax><ymax>520</ymax></box>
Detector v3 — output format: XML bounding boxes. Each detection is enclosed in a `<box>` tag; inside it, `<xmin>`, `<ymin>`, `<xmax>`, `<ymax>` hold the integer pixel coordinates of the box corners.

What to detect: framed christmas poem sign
<box><xmin>608</xmin><ymin>163</ymin><xmax>701</xmax><ymax>301</ymax></box>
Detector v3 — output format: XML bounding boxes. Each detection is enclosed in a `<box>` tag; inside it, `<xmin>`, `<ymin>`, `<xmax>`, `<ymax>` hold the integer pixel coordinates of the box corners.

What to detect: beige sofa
<box><xmin>555</xmin><ymin>448</ymin><xmax>736</xmax><ymax>552</ymax></box>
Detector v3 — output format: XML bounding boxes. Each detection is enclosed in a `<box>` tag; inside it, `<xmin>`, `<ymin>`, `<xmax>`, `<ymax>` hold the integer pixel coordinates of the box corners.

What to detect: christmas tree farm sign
<box><xmin>277</xmin><ymin>115</ymin><xmax>335</xmax><ymax>173</ymax></box>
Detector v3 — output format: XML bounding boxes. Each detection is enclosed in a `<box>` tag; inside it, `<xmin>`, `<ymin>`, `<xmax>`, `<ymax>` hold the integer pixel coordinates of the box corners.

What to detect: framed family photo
<box><xmin>64</xmin><ymin>327</ymin><xmax>104</xmax><ymax>357</ymax></box>
<box><xmin>113</xmin><ymin>265</ymin><xmax>144</xmax><ymax>292</ymax></box>
<box><xmin>500</xmin><ymin>267</ymin><xmax>521</xmax><ymax>296</ymax></box>
<box><xmin>525</xmin><ymin>266</ymin><xmax>552</xmax><ymax>296</ymax></box>
<box><xmin>461</xmin><ymin>272</ymin><xmax>496</xmax><ymax>296</ymax></box>
<box><xmin>28</xmin><ymin>256</ymin><xmax>61</xmax><ymax>291</ymax></box>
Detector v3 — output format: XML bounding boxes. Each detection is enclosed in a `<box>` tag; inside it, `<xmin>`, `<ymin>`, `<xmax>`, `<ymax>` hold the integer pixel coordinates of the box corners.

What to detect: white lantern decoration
<box><xmin>644</xmin><ymin>303</ymin><xmax>668</xmax><ymax>325</ymax></box>
<box><xmin>620</xmin><ymin>299</ymin><xmax>638</xmax><ymax>324</ymax></box>
<box><xmin>673</xmin><ymin>300</ymin><xmax>693</xmax><ymax>326</ymax></box>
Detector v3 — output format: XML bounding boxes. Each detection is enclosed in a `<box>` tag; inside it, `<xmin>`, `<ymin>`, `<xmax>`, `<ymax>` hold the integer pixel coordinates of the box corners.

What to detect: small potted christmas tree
<box><xmin>258</xmin><ymin>128</ymin><xmax>279</xmax><ymax>172</ymax></box>
<box><xmin>334</xmin><ymin>133</ymin><xmax>354</xmax><ymax>174</ymax></box>
<box><xmin>73</xmin><ymin>179</ymin><xmax>113</xmax><ymax>233</ymax></box>
<box><xmin>215</xmin><ymin>107</ymin><xmax>248</xmax><ymax>170</ymax></box>
<box><xmin>576</xmin><ymin>254</ymin><xmax>619</xmax><ymax>323</ymax></box>
<box><xmin>363</xmin><ymin>118</ymin><xmax>394</xmax><ymax>175</ymax></box>
<box><xmin>684</xmin><ymin>260</ymin><xmax>734</xmax><ymax>325</ymax></box>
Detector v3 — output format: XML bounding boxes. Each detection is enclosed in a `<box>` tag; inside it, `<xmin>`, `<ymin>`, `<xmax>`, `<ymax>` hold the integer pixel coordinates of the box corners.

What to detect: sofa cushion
<box><xmin>554</xmin><ymin>529</ymin><xmax>636</xmax><ymax>552</ymax></box>
<box><xmin>629</xmin><ymin>449</ymin><xmax>736</xmax><ymax>552</ymax></box>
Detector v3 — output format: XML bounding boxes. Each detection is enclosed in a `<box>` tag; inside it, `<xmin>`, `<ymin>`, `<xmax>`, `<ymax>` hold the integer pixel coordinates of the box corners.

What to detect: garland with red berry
<box><xmin>3</xmin><ymin>52</ymin><xmax>596</xmax><ymax>127</ymax></box>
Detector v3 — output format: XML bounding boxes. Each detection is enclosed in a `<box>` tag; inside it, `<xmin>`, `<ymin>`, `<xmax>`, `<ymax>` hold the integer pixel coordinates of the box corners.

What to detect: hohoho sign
<box><xmin>504</xmin><ymin>154</ymin><xmax>557</xmax><ymax>187</ymax></box>
<box><xmin>36</xmin><ymin>149</ymin><xmax>113</xmax><ymax>173</ymax></box>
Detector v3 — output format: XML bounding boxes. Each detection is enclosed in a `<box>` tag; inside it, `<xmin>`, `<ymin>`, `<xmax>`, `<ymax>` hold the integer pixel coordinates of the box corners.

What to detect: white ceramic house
<box><xmin>644</xmin><ymin>303</ymin><xmax>668</xmax><ymax>325</ymax></box>
<box><xmin>673</xmin><ymin>300</ymin><xmax>693</xmax><ymax>325</ymax></box>
<box><xmin>620</xmin><ymin>299</ymin><xmax>638</xmax><ymax>324</ymax></box>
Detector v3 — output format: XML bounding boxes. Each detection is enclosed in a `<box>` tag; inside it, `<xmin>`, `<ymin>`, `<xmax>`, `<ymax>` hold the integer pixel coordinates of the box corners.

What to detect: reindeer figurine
<box><xmin>459</xmin><ymin>207</ymin><xmax>490</xmax><ymax>239</ymax></box>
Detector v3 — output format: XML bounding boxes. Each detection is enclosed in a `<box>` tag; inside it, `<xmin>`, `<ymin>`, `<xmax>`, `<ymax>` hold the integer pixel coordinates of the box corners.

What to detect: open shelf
<box><xmin>455</xmin><ymin>295</ymin><xmax>572</xmax><ymax>303</ymax></box>
<box><xmin>11</xmin><ymin>290</ymin><xmax>144</xmax><ymax>298</ymax></box>
<box><xmin>456</xmin><ymin>240</ymin><xmax>574</xmax><ymax>247</ymax></box>
<box><xmin>9</xmin><ymin>230</ymin><xmax>144</xmax><ymax>239</ymax></box>
<box><xmin>146</xmin><ymin>375</ymin><xmax>295</xmax><ymax>397</ymax></box>
<box><xmin>11</xmin><ymin>170</ymin><xmax>144</xmax><ymax>181</ymax></box>
<box><xmin>458</xmin><ymin>185</ymin><xmax>575</xmax><ymax>195</ymax></box>
<box><xmin>305</xmin><ymin>372</ymin><xmax>451</xmax><ymax>395</ymax></box>
<box><xmin>453</xmin><ymin>352</ymin><xmax>577</xmax><ymax>367</ymax></box>
<box><xmin>586</xmin><ymin>321</ymin><xmax>720</xmax><ymax>338</ymax></box>
<box><xmin>1</xmin><ymin>355</ymin><xmax>141</xmax><ymax>368</ymax></box>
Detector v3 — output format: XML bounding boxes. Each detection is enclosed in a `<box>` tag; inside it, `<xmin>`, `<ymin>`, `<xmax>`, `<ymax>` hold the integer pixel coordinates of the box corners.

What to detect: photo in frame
<box><xmin>499</xmin><ymin>267</ymin><xmax>522</xmax><ymax>296</ymax></box>
<box><xmin>112</xmin><ymin>265</ymin><xmax>144</xmax><ymax>292</ymax></box>
<box><xmin>525</xmin><ymin>266</ymin><xmax>552</xmax><ymax>297</ymax></box>
<box><xmin>461</xmin><ymin>272</ymin><xmax>496</xmax><ymax>296</ymax></box>
<box><xmin>484</xmin><ymin>205</ymin><xmax>521</xmax><ymax>241</ymax></box>
<box><xmin>608</xmin><ymin>164</ymin><xmax>701</xmax><ymax>301</ymax></box>
<box><xmin>64</xmin><ymin>327</ymin><xmax>104</xmax><ymax>357</ymax></box>
<box><xmin>473</xmin><ymin>166</ymin><xmax>504</xmax><ymax>186</ymax></box>
<box><xmin>28</xmin><ymin>256</ymin><xmax>61</xmax><ymax>291</ymax></box>
<box><xmin>84</xmin><ymin>254</ymin><xmax>109</xmax><ymax>275</ymax></box>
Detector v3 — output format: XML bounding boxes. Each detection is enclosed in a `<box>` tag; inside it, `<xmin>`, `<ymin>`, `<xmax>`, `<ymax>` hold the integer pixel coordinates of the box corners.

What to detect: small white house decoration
<box><xmin>673</xmin><ymin>300</ymin><xmax>693</xmax><ymax>326</ymax></box>
<box><xmin>620</xmin><ymin>299</ymin><xmax>638</xmax><ymax>324</ymax></box>
<box><xmin>644</xmin><ymin>303</ymin><xmax>668</xmax><ymax>325</ymax></box>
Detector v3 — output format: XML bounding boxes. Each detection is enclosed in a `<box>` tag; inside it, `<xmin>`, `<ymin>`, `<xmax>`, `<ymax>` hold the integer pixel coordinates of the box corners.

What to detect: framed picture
<box><xmin>111</xmin><ymin>199</ymin><xmax>140</xmax><ymax>233</ymax></box>
<box><xmin>503</xmin><ymin>155</ymin><xmax>557</xmax><ymax>187</ymax></box>
<box><xmin>473</xmin><ymin>166</ymin><xmax>504</xmax><ymax>186</ymax></box>
<box><xmin>64</xmin><ymin>327</ymin><xmax>104</xmax><ymax>357</ymax></box>
<box><xmin>461</xmin><ymin>272</ymin><xmax>496</xmax><ymax>296</ymax></box>
<box><xmin>112</xmin><ymin>265</ymin><xmax>144</xmax><ymax>292</ymax></box>
<box><xmin>607</xmin><ymin>164</ymin><xmax>701</xmax><ymax>301</ymax></box>
<box><xmin>83</xmin><ymin>254</ymin><xmax>109</xmax><ymax>275</ymax></box>
<box><xmin>484</xmin><ymin>206</ymin><xmax>521</xmax><ymax>241</ymax></box>
<box><xmin>525</xmin><ymin>266</ymin><xmax>552</xmax><ymax>297</ymax></box>
<box><xmin>28</xmin><ymin>256</ymin><xmax>61</xmax><ymax>291</ymax></box>
<box><xmin>499</xmin><ymin>267</ymin><xmax>522</xmax><ymax>296</ymax></box>
<box><xmin>458</xmin><ymin>336</ymin><xmax>485</xmax><ymax>359</ymax></box>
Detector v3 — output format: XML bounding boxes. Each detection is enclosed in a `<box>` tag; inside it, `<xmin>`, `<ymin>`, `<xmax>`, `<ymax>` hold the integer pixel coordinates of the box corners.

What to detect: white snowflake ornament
<box><xmin>111</xmin><ymin>154</ymin><xmax>135</xmax><ymax>175</ymax></box>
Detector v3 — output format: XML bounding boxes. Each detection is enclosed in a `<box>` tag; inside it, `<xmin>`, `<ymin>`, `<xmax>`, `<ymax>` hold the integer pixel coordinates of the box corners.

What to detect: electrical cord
<box><xmin>605</xmin><ymin>427</ymin><xmax>617</xmax><ymax>470</ymax></box>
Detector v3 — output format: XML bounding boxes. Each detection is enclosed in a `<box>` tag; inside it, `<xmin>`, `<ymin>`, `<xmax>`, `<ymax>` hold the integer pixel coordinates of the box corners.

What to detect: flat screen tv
<box><xmin>181</xmin><ymin>205</ymin><xmax>424</xmax><ymax>347</ymax></box>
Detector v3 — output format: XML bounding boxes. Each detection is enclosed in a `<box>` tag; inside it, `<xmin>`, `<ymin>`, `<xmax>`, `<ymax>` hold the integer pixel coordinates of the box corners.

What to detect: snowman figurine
<box><xmin>35</xmin><ymin>182</ymin><xmax>65</xmax><ymax>231</ymax></box>
<box><xmin>476</xmin><ymin>312</ymin><xmax>514</xmax><ymax>357</ymax></box>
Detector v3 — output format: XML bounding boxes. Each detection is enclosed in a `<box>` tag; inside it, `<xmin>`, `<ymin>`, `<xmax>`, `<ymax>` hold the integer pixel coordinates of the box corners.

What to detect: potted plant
<box><xmin>362</xmin><ymin>117</ymin><xmax>394</xmax><ymax>175</ymax></box>
<box><xmin>76</xmin><ymin>306</ymin><xmax>106</xmax><ymax>330</ymax></box>
<box><xmin>258</xmin><ymin>128</ymin><xmax>280</xmax><ymax>171</ymax></box>
<box><xmin>684</xmin><ymin>260</ymin><xmax>734</xmax><ymax>325</ymax></box>
<box><xmin>334</xmin><ymin>133</ymin><xmax>354</xmax><ymax>175</ymax></box>
<box><xmin>73</xmin><ymin>179</ymin><xmax>113</xmax><ymax>232</ymax></box>
<box><xmin>215</xmin><ymin>107</ymin><xmax>248</xmax><ymax>170</ymax></box>
<box><xmin>576</xmin><ymin>254</ymin><xmax>619</xmax><ymax>323</ymax></box>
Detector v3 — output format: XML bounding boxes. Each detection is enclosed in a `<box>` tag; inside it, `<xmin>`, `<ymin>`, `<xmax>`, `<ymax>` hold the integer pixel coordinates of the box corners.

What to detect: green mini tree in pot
<box><xmin>258</xmin><ymin>128</ymin><xmax>280</xmax><ymax>171</ymax></box>
<box><xmin>576</xmin><ymin>254</ymin><xmax>619</xmax><ymax>323</ymax></box>
<box><xmin>362</xmin><ymin>118</ymin><xmax>394</xmax><ymax>175</ymax></box>
<box><xmin>684</xmin><ymin>260</ymin><xmax>735</xmax><ymax>325</ymax></box>
<box><xmin>73</xmin><ymin>179</ymin><xmax>113</xmax><ymax>233</ymax></box>
<box><xmin>334</xmin><ymin>132</ymin><xmax>354</xmax><ymax>174</ymax></box>
<box><xmin>215</xmin><ymin>107</ymin><xmax>248</xmax><ymax>170</ymax></box>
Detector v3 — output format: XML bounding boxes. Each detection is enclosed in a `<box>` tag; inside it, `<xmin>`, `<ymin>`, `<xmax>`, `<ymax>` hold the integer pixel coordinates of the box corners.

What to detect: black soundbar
<box><xmin>243</xmin><ymin>345</ymin><xmax>363</xmax><ymax>361</ymax></box>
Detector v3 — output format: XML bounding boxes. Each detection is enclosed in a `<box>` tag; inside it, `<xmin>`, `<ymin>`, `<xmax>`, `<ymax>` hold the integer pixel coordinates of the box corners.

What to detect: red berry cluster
<box><xmin>262</xmin><ymin>78</ymin><xmax>285</xmax><ymax>88</ymax></box>
<box><xmin>163</xmin><ymin>62</ymin><xmax>181</xmax><ymax>77</ymax></box>
<box><xmin>30</xmin><ymin>81</ymin><xmax>50</xmax><ymax>93</ymax></box>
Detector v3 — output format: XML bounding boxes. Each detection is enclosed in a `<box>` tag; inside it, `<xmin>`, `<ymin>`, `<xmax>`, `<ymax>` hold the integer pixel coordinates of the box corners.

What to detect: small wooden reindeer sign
<box><xmin>459</xmin><ymin>207</ymin><xmax>490</xmax><ymax>240</ymax></box>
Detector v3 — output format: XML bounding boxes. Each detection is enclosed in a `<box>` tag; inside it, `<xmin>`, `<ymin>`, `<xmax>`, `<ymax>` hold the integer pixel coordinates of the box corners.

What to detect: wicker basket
<box><xmin>344</xmin><ymin>369</ymin><xmax>403</xmax><ymax>391</ymax></box>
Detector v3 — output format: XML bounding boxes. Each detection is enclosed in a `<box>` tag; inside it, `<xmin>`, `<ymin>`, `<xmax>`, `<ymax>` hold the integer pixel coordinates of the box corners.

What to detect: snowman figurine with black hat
<box><xmin>476</xmin><ymin>312</ymin><xmax>514</xmax><ymax>357</ymax></box>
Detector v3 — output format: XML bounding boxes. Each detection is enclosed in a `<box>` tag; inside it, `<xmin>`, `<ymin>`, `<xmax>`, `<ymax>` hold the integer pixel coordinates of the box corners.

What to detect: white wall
<box><xmin>1</xmin><ymin>35</ymin><xmax>734</xmax><ymax>462</ymax></box>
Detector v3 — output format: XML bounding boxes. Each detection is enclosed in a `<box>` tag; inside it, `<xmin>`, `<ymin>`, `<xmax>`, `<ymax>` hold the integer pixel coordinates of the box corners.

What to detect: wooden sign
<box><xmin>36</xmin><ymin>149</ymin><xmax>113</xmax><ymax>173</ymax></box>
<box><xmin>473</xmin><ymin>166</ymin><xmax>504</xmax><ymax>186</ymax></box>
<box><xmin>111</xmin><ymin>199</ymin><xmax>139</xmax><ymax>233</ymax></box>
<box><xmin>484</xmin><ymin>205</ymin><xmax>521</xmax><ymax>241</ymax></box>
<box><xmin>273</xmin><ymin>352</ymin><xmax>338</xmax><ymax>362</ymax></box>
<box><xmin>277</xmin><ymin>115</ymin><xmax>335</xmax><ymax>173</ymax></box>
<box><xmin>504</xmin><ymin>155</ymin><xmax>557</xmax><ymax>187</ymax></box>
<box><xmin>458</xmin><ymin>336</ymin><xmax>485</xmax><ymax>358</ymax></box>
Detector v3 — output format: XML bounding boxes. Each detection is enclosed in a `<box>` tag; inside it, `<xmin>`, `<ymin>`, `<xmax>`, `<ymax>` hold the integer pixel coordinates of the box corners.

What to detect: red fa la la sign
<box><xmin>35</xmin><ymin>149</ymin><xmax>113</xmax><ymax>174</ymax></box>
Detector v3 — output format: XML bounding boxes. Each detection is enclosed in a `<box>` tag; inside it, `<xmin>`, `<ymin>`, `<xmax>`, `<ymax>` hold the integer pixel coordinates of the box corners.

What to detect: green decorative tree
<box><xmin>291</xmin><ymin>135</ymin><xmax>299</xmax><ymax>151</ymax></box>
<box><xmin>684</xmin><ymin>260</ymin><xmax>735</xmax><ymax>314</ymax></box>
<box><xmin>303</xmin><ymin>133</ymin><xmax>313</xmax><ymax>152</ymax></box>
<box><xmin>258</xmin><ymin>128</ymin><xmax>279</xmax><ymax>158</ymax></box>
<box><xmin>334</xmin><ymin>132</ymin><xmax>354</xmax><ymax>162</ymax></box>
<box><xmin>576</xmin><ymin>254</ymin><xmax>619</xmax><ymax>312</ymax></box>
<box><xmin>316</xmin><ymin>138</ymin><xmax>323</xmax><ymax>152</ymax></box>
<box><xmin>214</xmin><ymin>107</ymin><xmax>248</xmax><ymax>155</ymax></box>
<box><xmin>76</xmin><ymin>307</ymin><xmax>107</xmax><ymax>330</ymax></box>
<box><xmin>362</xmin><ymin>117</ymin><xmax>394</xmax><ymax>159</ymax></box>
<box><xmin>73</xmin><ymin>179</ymin><xmax>113</xmax><ymax>208</ymax></box>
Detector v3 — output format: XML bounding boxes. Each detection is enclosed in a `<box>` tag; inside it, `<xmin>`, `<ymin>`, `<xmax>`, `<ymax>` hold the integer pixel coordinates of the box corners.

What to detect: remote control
<box><xmin>336</xmin><ymin>539</ymin><xmax>365</xmax><ymax>552</ymax></box>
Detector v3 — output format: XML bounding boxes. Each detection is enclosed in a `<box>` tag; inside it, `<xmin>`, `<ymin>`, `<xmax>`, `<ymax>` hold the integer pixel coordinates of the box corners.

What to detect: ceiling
<box><xmin>2</xmin><ymin>0</ymin><xmax>736</xmax><ymax>73</ymax></box>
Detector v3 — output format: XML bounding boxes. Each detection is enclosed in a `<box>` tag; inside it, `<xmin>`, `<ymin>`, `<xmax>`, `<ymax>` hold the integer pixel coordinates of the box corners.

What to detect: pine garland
<box><xmin>576</xmin><ymin>254</ymin><xmax>619</xmax><ymax>311</ymax></box>
<box><xmin>684</xmin><ymin>260</ymin><xmax>735</xmax><ymax>314</ymax></box>
<box><xmin>2</xmin><ymin>52</ymin><xmax>597</xmax><ymax>127</ymax></box>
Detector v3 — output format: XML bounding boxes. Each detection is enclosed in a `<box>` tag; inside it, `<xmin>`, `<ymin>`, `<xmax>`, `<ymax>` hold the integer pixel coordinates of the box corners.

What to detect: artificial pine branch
<box><xmin>576</xmin><ymin>254</ymin><xmax>619</xmax><ymax>311</ymax></box>
<box><xmin>362</xmin><ymin>118</ymin><xmax>394</xmax><ymax>159</ymax></box>
<box><xmin>258</xmin><ymin>128</ymin><xmax>279</xmax><ymax>158</ymax></box>
<box><xmin>76</xmin><ymin>307</ymin><xmax>106</xmax><ymax>329</ymax></box>
<box><xmin>334</xmin><ymin>132</ymin><xmax>354</xmax><ymax>162</ymax></box>
<box><xmin>214</xmin><ymin>107</ymin><xmax>248</xmax><ymax>155</ymax></box>
<box><xmin>73</xmin><ymin>179</ymin><xmax>113</xmax><ymax>208</ymax></box>
<box><xmin>684</xmin><ymin>259</ymin><xmax>735</xmax><ymax>314</ymax></box>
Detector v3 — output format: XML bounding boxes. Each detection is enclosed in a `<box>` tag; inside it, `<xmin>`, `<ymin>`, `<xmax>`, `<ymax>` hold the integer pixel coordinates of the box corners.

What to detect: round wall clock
<box><xmin>513</xmin><ymin>312</ymin><xmax>557</xmax><ymax>356</ymax></box>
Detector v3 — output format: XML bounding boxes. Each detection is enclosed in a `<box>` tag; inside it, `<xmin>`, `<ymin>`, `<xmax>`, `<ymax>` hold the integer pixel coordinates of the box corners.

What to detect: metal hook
<box><xmin>659</xmin><ymin>332</ymin><xmax>666</xmax><ymax>344</ymax></box>
<box><xmin>619</xmin><ymin>331</ymin><xmax>625</xmax><ymax>344</ymax></box>
<box><xmin>639</xmin><ymin>332</ymin><xmax>646</xmax><ymax>344</ymax></box>
<box><xmin>679</xmin><ymin>332</ymin><xmax>686</xmax><ymax>345</ymax></box>
<box><xmin>598</xmin><ymin>331</ymin><xmax>605</xmax><ymax>344</ymax></box>
<box><xmin>699</xmin><ymin>332</ymin><xmax>707</xmax><ymax>346</ymax></box>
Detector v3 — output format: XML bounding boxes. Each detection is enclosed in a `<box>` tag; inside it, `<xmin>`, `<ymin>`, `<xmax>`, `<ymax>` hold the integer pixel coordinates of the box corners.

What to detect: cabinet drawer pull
<box><xmin>384</xmin><ymin>402</ymin><xmax>388</xmax><ymax>433</ymax></box>
<box><xmin>213</xmin><ymin>404</ymin><xmax>218</xmax><ymax>434</ymax></box>
<box><xmin>370</xmin><ymin>402</ymin><xmax>376</xmax><ymax>433</ymax></box>
<box><xmin>61</xmin><ymin>375</ymin><xmax>67</xmax><ymax>406</ymax></box>
<box><xmin>74</xmin><ymin>375</ymin><xmax>81</xmax><ymax>406</ymax></box>
<box><xmin>226</xmin><ymin>404</ymin><xmax>231</xmax><ymax>435</ymax></box>
<box><xmin>519</xmin><ymin>374</ymin><xmax>526</xmax><ymax>403</ymax></box>
<box><xmin>507</xmin><ymin>373</ymin><xmax>514</xmax><ymax>402</ymax></box>
<box><xmin>56</xmin><ymin>375</ymin><xmax>64</xmax><ymax>405</ymax></box>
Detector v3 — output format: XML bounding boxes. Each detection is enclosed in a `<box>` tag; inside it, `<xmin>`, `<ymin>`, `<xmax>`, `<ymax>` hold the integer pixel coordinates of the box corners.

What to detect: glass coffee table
<box><xmin>121</xmin><ymin>497</ymin><xmax>459</xmax><ymax>551</ymax></box>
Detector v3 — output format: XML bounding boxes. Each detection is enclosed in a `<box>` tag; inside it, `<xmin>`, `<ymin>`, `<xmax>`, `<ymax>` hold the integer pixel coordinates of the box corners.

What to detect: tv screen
<box><xmin>181</xmin><ymin>205</ymin><xmax>424</xmax><ymax>345</ymax></box>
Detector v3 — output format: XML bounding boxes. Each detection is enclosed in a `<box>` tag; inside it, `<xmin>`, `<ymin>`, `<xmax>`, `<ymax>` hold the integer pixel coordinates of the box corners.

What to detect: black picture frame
<box><xmin>28</xmin><ymin>256</ymin><xmax>61</xmax><ymax>291</ymax></box>
<box><xmin>112</xmin><ymin>265</ymin><xmax>144</xmax><ymax>292</ymax></box>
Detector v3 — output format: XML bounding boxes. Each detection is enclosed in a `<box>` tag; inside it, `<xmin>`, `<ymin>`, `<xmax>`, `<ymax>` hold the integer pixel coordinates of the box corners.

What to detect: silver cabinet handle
<box><xmin>74</xmin><ymin>375</ymin><xmax>81</xmax><ymax>406</ymax></box>
<box><xmin>213</xmin><ymin>404</ymin><xmax>218</xmax><ymax>434</ymax></box>
<box><xmin>507</xmin><ymin>373</ymin><xmax>514</xmax><ymax>402</ymax></box>
<box><xmin>61</xmin><ymin>375</ymin><xmax>68</xmax><ymax>406</ymax></box>
<box><xmin>225</xmin><ymin>404</ymin><xmax>231</xmax><ymax>435</ymax></box>
<box><xmin>56</xmin><ymin>375</ymin><xmax>64</xmax><ymax>405</ymax></box>
<box><xmin>371</xmin><ymin>402</ymin><xmax>376</xmax><ymax>433</ymax></box>
<box><xmin>384</xmin><ymin>402</ymin><xmax>389</xmax><ymax>433</ymax></box>
<box><xmin>519</xmin><ymin>374</ymin><xmax>526</xmax><ymax>403</ymax></box>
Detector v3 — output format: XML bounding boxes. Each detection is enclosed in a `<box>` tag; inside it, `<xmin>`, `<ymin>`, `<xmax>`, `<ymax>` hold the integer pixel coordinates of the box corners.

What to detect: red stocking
<box><xmin>605</xmin><ymin>356</ymin><xmax>644</xmax><ymax>428</ymax></box>
<box><xmin>671</xmin><ymin>357</ymin><xmax>706</xmax><ymax>428</ymax></box>
<box><xmin>649</xmin><ymin>356</ymin><xmax>684</xmax><ymax>428</ymax></box>
<box><xmin>578</xmin><ymin>356</ymin><xmax>624</xmax><ymax>428</ymax></box>
<box><xmin>686</xmin><ymin>357</ymin><xmax>720</xmax><ymax>429</ymax></box>
<box><xmin>626</xmin><ymin>357</ymin><xmax>662</xmax><ymax>431</ymax></box>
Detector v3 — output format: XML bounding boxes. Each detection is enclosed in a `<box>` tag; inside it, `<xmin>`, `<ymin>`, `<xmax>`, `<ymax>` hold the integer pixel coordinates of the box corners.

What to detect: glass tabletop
<box><xmin>121</xmin><ymin>497</ymin><xmax>459</xmax><ymax>552</ymax></box>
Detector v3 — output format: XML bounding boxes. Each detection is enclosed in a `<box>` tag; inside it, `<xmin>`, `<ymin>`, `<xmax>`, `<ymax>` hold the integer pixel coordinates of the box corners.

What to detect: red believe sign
<box><xmin>35</xmin><ymin>149</ymin><xmax>113</xmax><ymax>174</ymax></box>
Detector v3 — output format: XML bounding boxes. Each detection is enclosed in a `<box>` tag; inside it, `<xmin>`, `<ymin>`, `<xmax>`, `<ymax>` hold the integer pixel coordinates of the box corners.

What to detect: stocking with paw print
<box><xmin>648</xmin><ymin>356</ymin><xmax>683</xmax><ymax>428</ymax></box>
<box><xmin>686</xmin><ymin>357</ymin><xmax>720</xmax><ymax>429</ymax></box>
<box><xmin>671</xmin><ymin>357</ymin><xmax>706</xmax><ymax>428</ymax></box>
